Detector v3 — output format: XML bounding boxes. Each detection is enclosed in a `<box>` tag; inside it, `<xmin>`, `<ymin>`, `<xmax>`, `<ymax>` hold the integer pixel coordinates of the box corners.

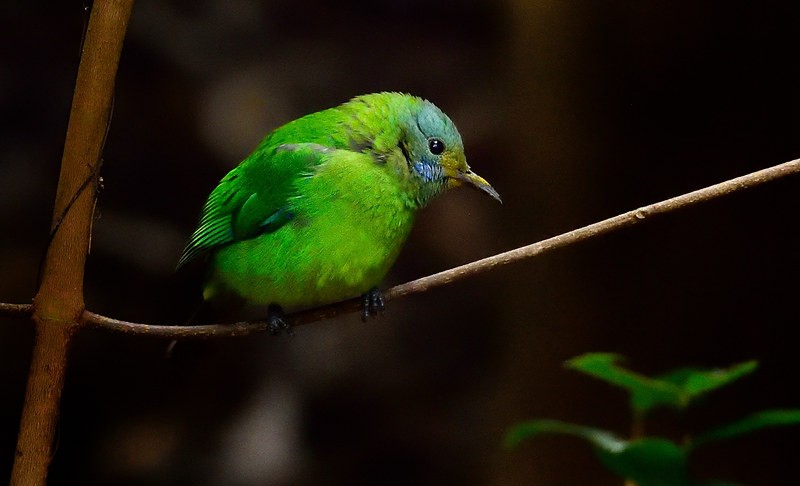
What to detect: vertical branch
<box><xmin>10</xmin><ymin>1</ymin><xmax>134</xmax><ymax>485</ymax></box>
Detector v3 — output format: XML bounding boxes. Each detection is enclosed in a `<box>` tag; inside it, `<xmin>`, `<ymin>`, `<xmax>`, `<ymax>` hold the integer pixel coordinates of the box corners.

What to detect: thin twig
<box><xmin>0</xmin><ymin>302</ymin><xmax>32</xmax><ymax>318</ymax></box>
<box><xmin>3</xmin><ymin>157</ymin><xmax>799</xmax><ymax>337</ymax></box>
<box><xmin>3</xmin><ymin>158</ymin><xmax>799</xmax><ymax>337</ymax></box>
<box><xmin>49</xmin><ymin>156</ymin><xmax>791</xmax><ymax>338</ymax></box>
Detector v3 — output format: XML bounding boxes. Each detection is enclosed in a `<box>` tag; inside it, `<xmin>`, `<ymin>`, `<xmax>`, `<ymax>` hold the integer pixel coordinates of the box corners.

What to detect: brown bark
<box><xmin>9</xmin><ymin>1</ymin><xmax>134</xmax><ymax>484</ymax></box>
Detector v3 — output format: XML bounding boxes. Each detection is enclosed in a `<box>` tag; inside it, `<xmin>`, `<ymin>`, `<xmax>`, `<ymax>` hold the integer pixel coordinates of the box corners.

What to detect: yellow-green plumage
<box><xmin>178</xmin><ymin>93</ymin><xmax>499</xmax><ymax>321</ymax></box>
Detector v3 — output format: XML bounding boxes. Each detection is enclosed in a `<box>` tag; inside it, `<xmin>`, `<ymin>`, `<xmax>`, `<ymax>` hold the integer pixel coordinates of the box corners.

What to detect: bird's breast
<box><xmin>207</xmin><ymin>153</ymin><xmax>418</xmax><ymax>308</ymax></box>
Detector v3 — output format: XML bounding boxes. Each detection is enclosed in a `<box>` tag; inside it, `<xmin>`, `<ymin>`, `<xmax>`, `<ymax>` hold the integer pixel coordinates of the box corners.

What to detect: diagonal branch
<box><xmin>56</xmin><ymin>156</ymin><xmax>794</xmax><ymax>338</ymax></box>
<box><xmin>3</xmin><ymin>158</ymin><xmax>799</xmax><ymax>338</ymax></box>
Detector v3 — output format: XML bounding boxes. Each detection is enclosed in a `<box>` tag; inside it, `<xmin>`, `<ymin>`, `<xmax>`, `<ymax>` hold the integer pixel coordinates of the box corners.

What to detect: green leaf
<box><xmin>506</xmin><ymin>420</ymin><xmax>690</xmax><ymax>486</ymax></box>
<box><xmin>566</xmin><ymin>354</ymin><xmax>759</xmax><ymax>414</ymax></box>
<box><xmin>505</xmin><ymin>419</ymin><xmax>626</xmax><ymax>451</ymax></box>
<box><xmin>658</xmin><ymin>361</ymin><xmax>758</xmax><ymax>399</ymax></box>
<box><xmin>596</xmin><ymin>438</ymin><xmax>690</xmax><ymax>486</ymax></box>
<box><xmin>693</xmin><ymin>409</ymin><xmax>800</xmax><ymax>449</ymax></box>
<box><xmin>565</xmin><ymin>353</ymin><xmax>684</xmax><ymax>412</ymax></box>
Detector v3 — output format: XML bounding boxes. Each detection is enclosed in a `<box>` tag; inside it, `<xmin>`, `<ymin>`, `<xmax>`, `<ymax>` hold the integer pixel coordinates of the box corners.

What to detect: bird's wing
<box><xmin>177</xmin><ymin>143</ymin><xmax>334</xmax><ymax>269</ymax></box>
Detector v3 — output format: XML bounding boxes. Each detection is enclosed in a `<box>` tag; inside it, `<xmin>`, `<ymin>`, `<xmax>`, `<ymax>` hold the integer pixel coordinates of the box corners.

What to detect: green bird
<box><xmin>178</xmin><ymin>92</ymin><xmax>500</xmax><ymax>334</ymax></box>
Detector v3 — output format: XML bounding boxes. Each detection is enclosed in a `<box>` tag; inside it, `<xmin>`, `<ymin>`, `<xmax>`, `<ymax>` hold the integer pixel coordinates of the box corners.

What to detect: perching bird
<box><xmin>178</xmin><ymin>92</ymin><xmax>500</xmax><ymax>334</ymax></box>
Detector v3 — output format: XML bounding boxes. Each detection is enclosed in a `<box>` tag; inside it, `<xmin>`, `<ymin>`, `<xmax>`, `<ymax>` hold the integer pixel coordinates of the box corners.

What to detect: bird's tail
<box><xmin>164</xmin><ymin>300</ymin><xmax>208</xmax><ymax>358</ymax></box>
<box><xmin>165</xmin><ymin>291</ymin><xmax>245</xmax><ymax>358</ymax></box>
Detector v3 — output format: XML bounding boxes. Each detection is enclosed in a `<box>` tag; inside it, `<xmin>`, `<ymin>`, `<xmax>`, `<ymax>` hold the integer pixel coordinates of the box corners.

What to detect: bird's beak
<box><xmin>455</xmin><ymin>170</ymin><xmax>502</xmax><ymax>203</ymax></box>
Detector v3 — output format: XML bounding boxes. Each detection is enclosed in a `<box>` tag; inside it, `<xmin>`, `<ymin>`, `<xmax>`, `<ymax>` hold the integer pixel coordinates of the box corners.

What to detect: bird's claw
<box><xmin>267</xmin><ymin>304</ymin><xmax>294</xmax><ymax>336</ymax></box>
<box><xmin>361</xmin><ymin>287</ymin><xmax>385</xmax><ymax>322</ymax></box>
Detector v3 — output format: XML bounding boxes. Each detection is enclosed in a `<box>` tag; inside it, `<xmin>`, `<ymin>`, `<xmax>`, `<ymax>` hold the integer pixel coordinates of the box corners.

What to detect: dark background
<box><xmin>1</xmin><ymin>1</ymin><xmax>798</xmax><ymax>484</ymax></box>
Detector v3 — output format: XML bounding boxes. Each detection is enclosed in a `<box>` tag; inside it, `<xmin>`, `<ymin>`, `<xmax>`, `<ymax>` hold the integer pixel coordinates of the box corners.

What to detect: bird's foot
<box><xmin>267</xmin><ymin>304</ymin><xmax>294</xmax><ymax>336</ymax></box>
<box><xmin>361</xmin><ymin>287</ymin><xmax>385</xmax><ymax>322</ymax></box>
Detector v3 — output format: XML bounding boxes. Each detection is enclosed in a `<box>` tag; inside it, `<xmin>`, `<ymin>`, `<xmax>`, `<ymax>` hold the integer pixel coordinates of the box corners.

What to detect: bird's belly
<box><xmin>206</xmin><ymin>212</ymin><xmax>413</xmax><ymax>309</ymax></box>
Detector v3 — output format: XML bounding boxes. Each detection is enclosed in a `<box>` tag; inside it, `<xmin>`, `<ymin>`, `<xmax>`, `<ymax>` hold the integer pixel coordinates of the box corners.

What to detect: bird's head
<box><xmin>399</xmin><ymin>98</ymin><xmax>501</xmax><ymax>206</ymax></box>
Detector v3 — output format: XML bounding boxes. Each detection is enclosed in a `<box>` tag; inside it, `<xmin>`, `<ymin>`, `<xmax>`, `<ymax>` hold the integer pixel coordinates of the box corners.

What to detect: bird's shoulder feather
<box><xmin>177</xmin><ymin>142</ymin><xmax>336</xmax><ymax>268</ymax></box>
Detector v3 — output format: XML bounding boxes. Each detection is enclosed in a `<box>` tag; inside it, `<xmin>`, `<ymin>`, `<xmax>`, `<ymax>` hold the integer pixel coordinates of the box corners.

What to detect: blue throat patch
<box><xmin>413</xmin><ymin>161</ymin><xmax>442</xmax><ymax>182</ymax></box>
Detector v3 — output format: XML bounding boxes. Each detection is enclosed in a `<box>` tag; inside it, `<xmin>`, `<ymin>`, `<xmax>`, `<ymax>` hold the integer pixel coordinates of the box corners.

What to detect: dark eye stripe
<box><xmin>398</xmin><ymin>141</ymin><xmax>411</xmax><ymax>162</ymax></box>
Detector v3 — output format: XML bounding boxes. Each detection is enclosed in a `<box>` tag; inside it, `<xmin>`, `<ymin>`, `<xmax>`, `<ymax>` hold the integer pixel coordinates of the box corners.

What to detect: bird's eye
<box><xmin>428</xmin><ymin>138</ymin><xmax>445</xmax><ymax>155</ymax></box>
